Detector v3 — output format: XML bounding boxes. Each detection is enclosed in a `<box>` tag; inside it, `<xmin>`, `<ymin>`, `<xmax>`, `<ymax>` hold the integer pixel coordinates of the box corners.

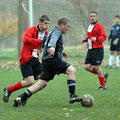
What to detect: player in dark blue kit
<box><xmin>13</xmin><ymin>17</ymin><xmax>81</xmax><ymax>107</ymax></box>
<box><xmin>106</xmin><ymin>15</ymin><xmax>120</xmax><ymax>68</ymax></box>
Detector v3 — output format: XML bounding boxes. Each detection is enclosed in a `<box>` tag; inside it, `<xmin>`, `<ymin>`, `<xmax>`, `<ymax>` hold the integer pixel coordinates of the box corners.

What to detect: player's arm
<box><xmin>39</xmin><ymin>33</ymin><xmax>48</xmax><ymax>53</ymax></box>
<box><xmin>48</xmin><ymin>47</ymin><xmax>55</xmax><ymax>55</ymax></box>
<box><xmin>95</xmin><ymin>24</ymin><xmax>107</xmax><ymax>42</ymax></box>
<box><xmin>63</xmin><ymin>52</ymin><xmax>69</xmax><ymax>58</ymax></box>
<box><xmin>48</xmin><ymin>30</ymin><xmax>62</xmax><ymax>55</ymax></box>
<box><xmin>41</xmin><ymin>33</ymin><xmax>48</xmax><ymax>48</ymax></box>
<box><xmin>22</xmin><ymin>27</ymin><xmax>42</xmax><ymax>45</ymax></box>
<box><xmin>81</xmin><ymin>38</ymin><xmax>88</xmax><ymax>44</ymax></box>
<box><xmin>108</xmin><ymin>31</ymin><xmax>112</xmax><ymax>41</ymax></box>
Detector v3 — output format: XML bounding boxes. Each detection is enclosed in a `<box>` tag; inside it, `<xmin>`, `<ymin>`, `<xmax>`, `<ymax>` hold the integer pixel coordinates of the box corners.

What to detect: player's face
<box><xmin>39</xmin><ymin>20</ymin><xmax>50</xmax><ymax>31</ymax></box>
<box><xmin>61</xmin><ymin>22</ymin><xmax>71</xmax><ymax>34</ymax></box>
<box><xmin>89</xmin><ymin>13</ymin><xmax>98</xmax><ymax>24</ymax></box>
<box><xmin>114</xmin><ymin>18</ymin><xmax>120</xmax><ymax>24</ymax></box>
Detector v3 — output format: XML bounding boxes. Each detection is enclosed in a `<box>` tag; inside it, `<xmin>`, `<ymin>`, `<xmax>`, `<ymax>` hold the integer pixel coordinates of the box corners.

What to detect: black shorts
<box><xmin>40</xmin><ymin>58</ymin><xmax>70</xmax><ymax>82</ymax></box>
<box><xmin>85</xmin><ymin>48</ymin><xmax>104</xmax><ymax>65</ymax></box>
<box><xmin>110</xmin><ymin>38</ymin><xmax>120</xmax><ymax>51</ymax></box>
<box><xmin>20</xmin><ymin>58</ymin><xmax>42</xmax><ymax>80</ymax></box>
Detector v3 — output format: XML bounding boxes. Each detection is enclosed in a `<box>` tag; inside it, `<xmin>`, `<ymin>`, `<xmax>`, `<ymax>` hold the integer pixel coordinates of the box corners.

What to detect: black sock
<box><xmin>21</xmin><ymin>89</ymin><xmax>32</xmax><ymax>102</ymax></box>
<box><xmin>67</xmin><ymin>80</ymin><xmax>76</xmax><ymax>98</ymax></box>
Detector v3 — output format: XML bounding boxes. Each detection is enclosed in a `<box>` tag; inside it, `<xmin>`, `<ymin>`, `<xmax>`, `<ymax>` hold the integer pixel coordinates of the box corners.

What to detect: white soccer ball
<box><xmin>81</xmin><ymin>94</ymin><xmax>94</xmax><ymax>107</ymax></box>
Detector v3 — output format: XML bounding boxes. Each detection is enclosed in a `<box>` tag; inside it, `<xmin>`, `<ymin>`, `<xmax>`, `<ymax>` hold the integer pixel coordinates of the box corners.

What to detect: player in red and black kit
<box><xmin>3</xmin><ymin>15</ymin><xmax>50</xmax><ymax>102</ymax></box>
<box><xmin>81</xmin><ymin>11</ymin><xmax>108</xmax><ymax>90</ymax></box>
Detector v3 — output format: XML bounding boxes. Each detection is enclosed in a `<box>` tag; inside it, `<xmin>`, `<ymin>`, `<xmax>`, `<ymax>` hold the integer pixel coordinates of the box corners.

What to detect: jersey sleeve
<box><xmin>22</xmin><ymin>27</ymin><xmax>42</xmax><ymax>45</ymax></box>
<box><xmin>97</xmin><ymin>24</ymin><xmax>107</xmax><ymax>42</ymax></box>
<box><xmin>48</xmin><ymin>30</ymin><xmax>62</xmax><ymax>48</ymax></box>
<box><xmin>118</xmin><ymin>25</ymin><xmax>120</xmax><ymax>38</ymax></box>
<box><xmin>108</xmin><ymin>26</ymin><xmax>113</xmax><ymax>41</ymax></box>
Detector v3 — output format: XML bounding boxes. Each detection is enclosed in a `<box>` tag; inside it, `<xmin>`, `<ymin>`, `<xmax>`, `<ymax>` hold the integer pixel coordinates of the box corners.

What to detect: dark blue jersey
<box><xmin>108</xmin><ymin>24</ymin><xmax>120</xmax><ymax>40</ymax></box>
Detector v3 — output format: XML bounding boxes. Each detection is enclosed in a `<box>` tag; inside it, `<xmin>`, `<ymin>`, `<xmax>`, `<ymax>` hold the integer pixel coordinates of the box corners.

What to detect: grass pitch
<box><xmin>0</xmin><ymin>67</ymin><xmax>120</xmax><ymax>120</ymax></box>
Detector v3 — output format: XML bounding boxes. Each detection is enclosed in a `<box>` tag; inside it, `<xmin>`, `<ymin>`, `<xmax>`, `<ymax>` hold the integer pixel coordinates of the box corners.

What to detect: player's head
<box><xmin>114</xmin><ymin>15</ymin><xmax>120</xmax><ymax>24</ymax></box>
<box><xmin>57</xmin><ymin>17</ymin><xmax>71</xmax><ymax>34</ymax></box>
<box><xmin>89</xmin><ymin>11</ymin><xmax>98</xmax><ymax>24</ymax></box>
<box><xmin>39</xmin><ymin>15</ymin><xmax>50</xmax><ymax>31</ymax></box>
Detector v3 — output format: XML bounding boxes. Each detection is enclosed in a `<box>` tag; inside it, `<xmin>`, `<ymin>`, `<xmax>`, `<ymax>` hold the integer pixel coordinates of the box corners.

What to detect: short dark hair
<box><xmin>58</xmin><ymin>17</ymin><xmax>70</xmax><ymax>26</ymax></box>
<box><xmin>115</xmin><ymin>15</ymin><xmax>120</xmax><ymax>19</ymax></box>
<box><xmin>39</xmin><ymin>15</ymin><xmax>50</xmax><ymax>22</ymax></box>
<box><xmin>90</xmin><ymin>11</ymin><xmax>97</xmax><ymax>15</ymax></box>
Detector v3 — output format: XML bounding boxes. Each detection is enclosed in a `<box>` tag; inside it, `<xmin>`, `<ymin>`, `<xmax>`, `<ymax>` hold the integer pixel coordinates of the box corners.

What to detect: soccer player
<box><xmin>106</xmin><ymin>15</ymin><xmax>120</xmax><ymax>68</ymax></box>
<box><xmin>13</xmin><ymin>17</ymin><xmax>81</xmax><ymax>107</ymax></box>
<box><xmin>81</xmin><ymin>11</ymin><xmax>108</xmax><ymax>90</ymax></box>
<box><xmin>3</xmin><ymin>15</ymin><xmax>50</xmax><ymax>103</ymax></box>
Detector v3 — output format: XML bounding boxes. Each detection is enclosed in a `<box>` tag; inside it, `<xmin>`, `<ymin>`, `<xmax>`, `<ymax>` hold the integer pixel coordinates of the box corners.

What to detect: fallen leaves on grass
<box><xmin>82</xmin><ymin>118</ymin><xmax>89</xmax><ymax>120</ymax></box>
<box><xmin>117</xmin><ymin>116</ymin><xmax>120</xmax><ymax>119</ymax></box>
<box><xmin>70</xmin><ymin>109</ymin><xmax>74</xmax><ymax>112</ymax></box>
<box><xmin>33</xmin><ymin>118</ymin><xmax>38</xmax><ymax>120</ymax></box>
<box><xmin>0</xmin><ymin>61</ymin><xmax>19</xmax><ymax>69</ymax></box>
<box><xmin>49</xmin><ymin>110</ymin><xmax>56</xmax><ymax>113</ymax></box>
<box><xmin>63</xmin><ymin>108</ymin><xmax>67</xmax><ymax>110</ymax></box>
<box><xmin>65</xmin><ymin>113</ymin><xmax>72</xmax><ymax>117</ymax></box>
<box><xmin>104</xmin><ymin>113</ymin><xmax>110</xmax><ymax>116</ymax></box>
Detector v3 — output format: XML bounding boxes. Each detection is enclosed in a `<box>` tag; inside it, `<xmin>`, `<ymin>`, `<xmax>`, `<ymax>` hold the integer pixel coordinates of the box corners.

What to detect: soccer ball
<box><xmin>81</xmin><ymin>94</ymin><xmax>94</xmax><ymax>107</ymax></box>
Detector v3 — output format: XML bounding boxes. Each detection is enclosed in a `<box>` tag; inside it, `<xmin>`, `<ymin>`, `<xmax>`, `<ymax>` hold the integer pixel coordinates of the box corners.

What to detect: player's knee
<box><xmin>70</xmin><ymin>67</ymin><xmax>76</xmax><ymax>75</ymax></box>
<box><xmin>36</xmin><ymin>75</ymin><xmax>40</xmax><ymax>80</ymax></box>
<box><xmin>94</xmin><ymin>66</ymin><xmax>99</xmax><ymax>70</ymax></box>
<box><xmin>27</xmin><ymin>80</ymin><xmax>35</xmax><ymax>86</ymax></box>
<box><xmin>84</xmin><ymin>65</ymin><xmax>89</xmax><ymax>71</ymax></box>
<box><xmin>38</xmin><ymin>80</ymin><xmax>48</xmax><ymax>89</ymax></box>
<box><xmin>44</xmin><ymin>81</ymin><xmax>48</xmax><ymax>86</ymax></box>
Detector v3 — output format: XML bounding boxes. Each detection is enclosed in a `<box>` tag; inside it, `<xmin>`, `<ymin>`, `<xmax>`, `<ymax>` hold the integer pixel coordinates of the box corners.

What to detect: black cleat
<box><xmin>98</xmin><ymin>86</ymin><xmax>106</xmax><ymax>90</ymax></box>
<box><xmin>3</xmin><ymin>88</ymin><xmax>11</xmax><ymax>103</ymax></box>
<box><xmin>104</xmin><ymin>72</ymin><xmax>108</xmax><ymax>83</ymax></box>
<box><xmin>69</xmin><ymin>94</ymin><xmax>82</xmax><ymax>104</ymax></box>
<box><xmin>13</xmin><ymin>97</ymin><xmax>27</xmax><ymax>107</ymax></box>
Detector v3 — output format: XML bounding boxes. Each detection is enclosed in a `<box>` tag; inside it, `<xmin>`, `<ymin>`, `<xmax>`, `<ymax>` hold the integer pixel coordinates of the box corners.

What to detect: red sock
<box><xmin>92</xmin><ymin>67</ymin><xmax>97</xmax><ymax>74</ymax></box>
<box><xmin>98</xmin><ymin>76</ymin><xmax>105</xmax><ymax>87</ymax></box>
<box><xmin>8</xmin><ymin>81</ymin><xmax>23</xmax><ymax>93</ymax></box>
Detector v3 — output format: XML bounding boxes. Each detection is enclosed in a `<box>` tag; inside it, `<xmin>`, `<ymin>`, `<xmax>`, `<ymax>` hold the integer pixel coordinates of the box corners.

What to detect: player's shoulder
<box><xmin>112</xmin><ymin>23</ymin><xmax>116</xmax><ymax>27</ymax></box>
<box><xmin>96</xmin><ymin>22</ymin><xmax>104</xmax><ymax>28</ymax></box>
<box><xmin>26</xmin><ymin>26</ymin><xmax>37</xmax><ymax>32</ymax></box>
<box><xmin>51</xmin><ymin>26</ymin><xmax>62</xmax><ymax>35</ymax></box>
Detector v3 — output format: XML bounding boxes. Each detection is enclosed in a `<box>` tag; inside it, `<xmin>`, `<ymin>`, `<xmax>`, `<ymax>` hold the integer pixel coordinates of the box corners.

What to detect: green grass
<box><xmin>0</xmin><ymin>46</ymin><xmax>110</xmax><ymax>62</ymax></box>
<box><xmin>0</xmin><ymin>50</ymin><xmax>18</xmax><ymax>61</ymax></box>
<box><xmin>0</xmin><ymin>67</ymin><xmax>120</xmax><ymax>120</ymax></box>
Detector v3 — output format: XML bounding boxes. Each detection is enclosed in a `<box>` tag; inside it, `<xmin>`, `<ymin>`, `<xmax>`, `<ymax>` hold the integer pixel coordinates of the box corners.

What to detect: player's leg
<box><xmin>66</xmin><ymin>65</ymin><xmax>76</xmax><ymax>97</ymax></box>
<box><xmin>116</xmin><ymin>51</ymin><xmax>120</xmax><ymax>68</ymax></box>
<box><xmin>3</xmin><ymin>59</ymin><xmax>41</xmax><ymax>103</ymax></box>
<box><xmin>116</xmin><ymin>39</ymin><xmax>120</xmax><ymax>68</ymax></box>
<box><xmin>94</xmin><ymin>65</ymin><xmax>106</xmax><ymax>90</ymax></box>
<box><xmin>13</xmin><ymin>71</ymin><xmax>54</xmax><ymax>107</ymax></box>
<box><xmin>84</xmin><ymin>64</ymin><xmax>98</xmax><ymax>74</ymax></box>
<box><xmin>14</xmin><ymin>79</ymin><xmax>48</xmax><ymax>107</ymax></box>
<box><xmin>3</xmin><ymin>76</ymin><xmax>35</xmax><ymax>103</ymax></box>
<box><xmin>65</xmin><ymin>65</ymin><xmax>81</xmax><ymax>103</ymax></box>
<box><xmin>107</xmin><ymin>39</ymin><xmax>115</xmax><ymax>68</ymax></box>
<box><xmin>84</xmin><ymin>50</ymin><xmax>98</xmax><ymax>74</ymax></box>
<box><xmin>108</xmin><ymin>51</ymin><xmax>115</xmax><ymax>67</ymax></box>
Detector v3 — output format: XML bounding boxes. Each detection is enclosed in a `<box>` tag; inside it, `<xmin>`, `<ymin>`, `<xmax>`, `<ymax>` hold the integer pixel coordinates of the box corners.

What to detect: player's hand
<box><xmin>48</xmin><ymin>47</ymin><xmax>55</xmax><ymax>55</ymax></box>
<box><xmin>38</xmin><ymin>47</ymin><xmax>43</xmax><ymax>53</ymax></box>
<box><xmin>107</xmin><ymin>41</ymin><xmax>110</xmax><ymax>45</ymax></box>
<box><xmin>91</xmin><ymin>37</ymin><xmax>97</xmax><ymax>41</ymax></box>
<box><xmin>63</xmin><ymin>52</ymin><xmax>69</xmax><ymax>59</ymax></box>
<box><xmin>81</xmin><ymin>39</ymin><xmax>86</xmax><ymax>44</ymax></box>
